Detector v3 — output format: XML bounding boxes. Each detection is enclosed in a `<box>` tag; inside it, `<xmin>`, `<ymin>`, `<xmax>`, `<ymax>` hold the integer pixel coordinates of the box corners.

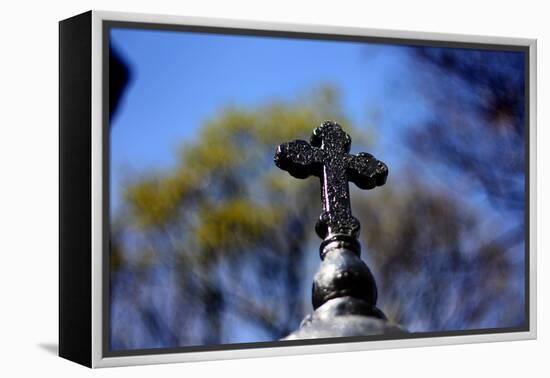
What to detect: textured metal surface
<box><xmin>285</xmin><ymin>243</ymin><xmax>404</xmax><ymax>339</ymax></box>
<box><xmin>283</xmin><ymin>314</ymin><xmax>404</xmax><ymax>340</ymax></box>
<box><xmin>283</xmin><ymin>297</ymin><xmax>405</xmax><ymax>340</ymax></box>
<box><xmin>274</xmin><ymin>120</ymin><xmax>388</xmax><ymax>239</ymax></box>
<box><xmin>312</xmin><ymin>244</ymin><xmax>378</xmax><ymax>310</ymax></box>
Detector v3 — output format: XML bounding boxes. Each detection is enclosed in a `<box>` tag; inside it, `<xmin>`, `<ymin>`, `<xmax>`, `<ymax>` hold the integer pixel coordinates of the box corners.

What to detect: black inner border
<box><xmin>102</xmin><ymin>20</ymin><xmax>531</xmax><ymax>358</ymax></box>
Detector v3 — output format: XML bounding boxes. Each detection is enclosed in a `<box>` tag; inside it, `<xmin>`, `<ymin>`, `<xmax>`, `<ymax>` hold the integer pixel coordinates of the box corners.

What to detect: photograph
<box><xmin>106</xmin><ymin>23</ymin><xmax>528</xmax><ymax>353</ymax></box>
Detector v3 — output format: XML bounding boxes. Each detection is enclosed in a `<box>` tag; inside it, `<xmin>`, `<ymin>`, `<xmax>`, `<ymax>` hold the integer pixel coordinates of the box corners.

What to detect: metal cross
<box><xmin>274</xmin><ymin>121</ymin><xmax>388</xmax><ymax>239</ymax></box>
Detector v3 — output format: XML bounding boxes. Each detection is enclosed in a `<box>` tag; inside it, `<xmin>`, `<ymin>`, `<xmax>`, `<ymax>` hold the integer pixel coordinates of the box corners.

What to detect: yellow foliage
<box><xmin>195</xmin><ymin>199</ymin><xmax>282</xmax><ymax>253</ymax></box>
<box><xmin>124</xmin><ymin>171</ymin><xmax>197</xmax><ymax>227</ymax></box>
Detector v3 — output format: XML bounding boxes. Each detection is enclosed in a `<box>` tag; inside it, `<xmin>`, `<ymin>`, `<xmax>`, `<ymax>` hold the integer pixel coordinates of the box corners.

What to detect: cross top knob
<box><xmin>275</xmin><ymin>121</ymin><xmax>388</xmax><ymax>241</ymax></box>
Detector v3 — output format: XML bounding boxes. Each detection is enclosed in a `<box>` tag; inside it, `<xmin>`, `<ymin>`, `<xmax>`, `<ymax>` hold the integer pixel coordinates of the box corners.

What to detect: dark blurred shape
<box><xmin>109</xmin><ymin>43</ymin><xmax>131</xmax><ymax>121</ymax></box>
<box><xmin>410</xmin><ymin>47</ymin><xmax>525</xmax><ymax>211</ymax></box>
<box><xmin>415</xmin><ymin>48</ymin><xmax>525</xmax><ymax>131</ymax></box>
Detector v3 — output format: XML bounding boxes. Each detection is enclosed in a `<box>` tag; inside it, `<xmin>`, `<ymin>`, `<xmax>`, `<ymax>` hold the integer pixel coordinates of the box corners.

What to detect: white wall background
<box><xmin>0</xmin><ymin>0</ymin><xmax>546</xmax><ymax>376</ymax></box>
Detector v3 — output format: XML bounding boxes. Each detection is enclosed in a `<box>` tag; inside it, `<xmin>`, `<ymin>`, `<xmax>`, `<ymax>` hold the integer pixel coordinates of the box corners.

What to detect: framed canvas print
<box><xmin>59</xmin><ymin>10</ymin><xmax>537</xmax><ymax>368</ymax></box>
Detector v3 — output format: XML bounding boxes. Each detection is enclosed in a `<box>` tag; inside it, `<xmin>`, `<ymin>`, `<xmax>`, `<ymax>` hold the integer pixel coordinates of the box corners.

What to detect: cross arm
<box><xmin>347</xmin><ymin>152</ymin><xmax>389</xmax><ymax>190</ymax></box>
<box><xmin>274</xmin><ymin>140</ymin><xmax>322</xmax><ymax>179</ymax></box>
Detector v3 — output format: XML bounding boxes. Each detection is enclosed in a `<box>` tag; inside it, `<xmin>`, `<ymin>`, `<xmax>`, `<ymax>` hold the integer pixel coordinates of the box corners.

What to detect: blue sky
<box><xmin>110</xmin><ymin>28</ymin><xmax>428</xmax><ymax>212</ymax></box>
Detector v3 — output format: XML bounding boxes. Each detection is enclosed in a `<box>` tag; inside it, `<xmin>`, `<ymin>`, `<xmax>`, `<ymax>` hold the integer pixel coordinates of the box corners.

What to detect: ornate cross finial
<box><xmin>274</xmin><ymin>121</ymin><xmax>388</xmax><ymax>241</ymax></box>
